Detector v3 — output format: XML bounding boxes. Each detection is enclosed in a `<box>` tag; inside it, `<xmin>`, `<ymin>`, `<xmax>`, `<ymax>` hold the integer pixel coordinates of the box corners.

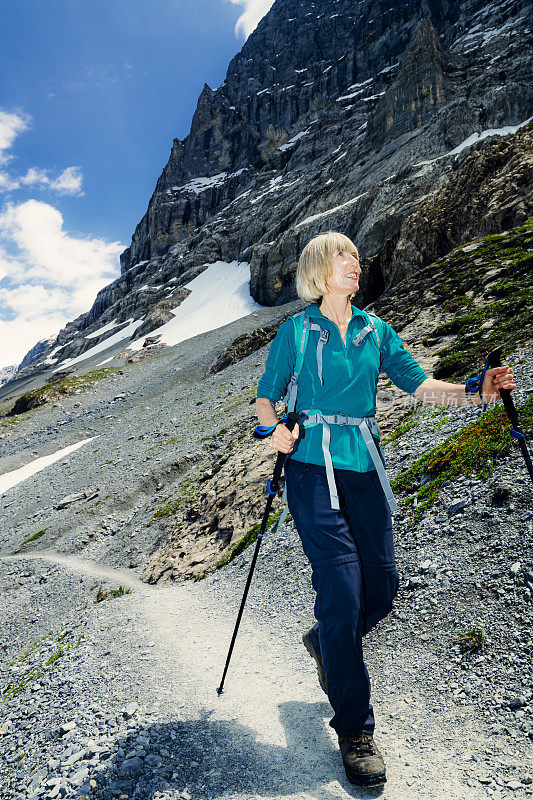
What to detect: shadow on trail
<box><xmin>74</xmin><ymin>701</ymin><xmax>386</xmax><ymax>800</ymax></box>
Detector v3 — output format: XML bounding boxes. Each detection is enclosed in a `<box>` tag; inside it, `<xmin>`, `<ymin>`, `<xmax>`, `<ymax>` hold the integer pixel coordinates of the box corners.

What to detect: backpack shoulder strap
<box><xmin>285</xmin><ymin>307</ymin><xmax>334</xmax><ymax>409</ymax></box>
<box><xmin>284</xmin><ymin>309</ymin><xmax>310</xmax><ymax>412</ymax></box>
<box><xmin>363</xmin><ymin>311</ymin><xmax>383</xmax><ymax>350</ymax></box>
<box><xmin>363</xmin><ymin>311</ymin><xmax>385</xmax><ymax>370</ymax></box>
<box><xmin>290</xmin><ymin>309</ymin><xmax>309</xmax><ymax>376</ymax></box>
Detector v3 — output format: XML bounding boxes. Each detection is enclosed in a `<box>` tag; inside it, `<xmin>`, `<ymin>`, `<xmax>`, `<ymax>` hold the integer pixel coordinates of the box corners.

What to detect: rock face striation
<box><xmin>10</xmin><ymin>0</ymin><xmax>533</xmax><ymax>380</ymax></box>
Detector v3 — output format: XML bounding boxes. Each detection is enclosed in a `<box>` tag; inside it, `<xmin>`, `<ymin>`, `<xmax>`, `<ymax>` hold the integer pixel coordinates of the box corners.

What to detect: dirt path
<box><xmin>2</xmin><ymin>550</ymin><xmax>499</xmax><ymax>800</ymax></box>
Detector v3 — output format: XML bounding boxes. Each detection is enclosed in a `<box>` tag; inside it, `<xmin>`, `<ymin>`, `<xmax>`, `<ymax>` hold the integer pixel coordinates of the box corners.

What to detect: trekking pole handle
<box><xmin>268</xmin><ymin>411</ymin><xmax>301</xmax><ymax>493</ymax></box>
<box><xmin>284</xmin><ymin>411</ymin><xmax>301</xmax><ymax>432</ymax></box>
<box><xmin>486</xmin><ymin>347</ymin><xmax>517</xmax><ymax>423</ymax></box>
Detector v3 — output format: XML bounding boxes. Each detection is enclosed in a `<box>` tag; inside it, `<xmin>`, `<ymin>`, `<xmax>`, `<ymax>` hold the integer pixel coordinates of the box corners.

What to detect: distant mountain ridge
<box><xmin>9</xmin><ymin>0</ymin><xmax>533</xmax><ymax>383</ymax></box>
<box><xmin>0</xmin><ymin>365</ymin><xmax>17</xmax><ymax>387</ymax></box>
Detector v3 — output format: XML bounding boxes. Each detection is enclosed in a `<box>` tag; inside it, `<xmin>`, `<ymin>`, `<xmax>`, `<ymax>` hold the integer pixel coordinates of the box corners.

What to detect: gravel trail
<box><xmin>0</xmin><ymin>549</ymin><xmax>510</xmax><ymax>800</ymax></box>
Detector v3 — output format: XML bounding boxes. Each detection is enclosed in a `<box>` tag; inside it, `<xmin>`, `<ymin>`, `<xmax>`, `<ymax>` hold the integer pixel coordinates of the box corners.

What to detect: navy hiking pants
<box><xmin>285</xmin><ymin>458</ymin><xmax>400</xmax><ymax>737</ymax></box>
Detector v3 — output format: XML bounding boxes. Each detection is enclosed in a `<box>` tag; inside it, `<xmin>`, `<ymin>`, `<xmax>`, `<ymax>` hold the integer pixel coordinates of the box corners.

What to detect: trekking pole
<box><xmin>216</xmin><ymin>410</ymin><xmax>301</xmax><ymax>695</ymax></box>
<box><xmin>486</xmin><ymin>346</ymin><xmax>533</xmax><ymax>484</ymax></box>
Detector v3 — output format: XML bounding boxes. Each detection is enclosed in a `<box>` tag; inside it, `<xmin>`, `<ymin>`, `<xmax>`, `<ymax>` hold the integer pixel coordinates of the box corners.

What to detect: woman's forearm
<box><xmin>413</xmin><ymin>378</ymin><xmax>482</xmax><ymax>407</ymax></box>
<box><xmin>256</xmin><ymin>397</ymin><xmax>299</xmax><ymax>452</ymax></box>
<box><xmin>256</xmin><ymin>397</ymin><xmax>280</xmax><ymax>426</ymax></box>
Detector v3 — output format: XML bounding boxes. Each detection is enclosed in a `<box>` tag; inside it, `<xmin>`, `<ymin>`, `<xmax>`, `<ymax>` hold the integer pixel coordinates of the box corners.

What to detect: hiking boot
<box><xmin>302</xmin><ymin>628</ymin><xmax>327</xmax><ymax>694</ymax></box>
<box><xmin>338</xmin><ymin>732</ymin><xmax>387</xmax><ymax>786</ymax></box>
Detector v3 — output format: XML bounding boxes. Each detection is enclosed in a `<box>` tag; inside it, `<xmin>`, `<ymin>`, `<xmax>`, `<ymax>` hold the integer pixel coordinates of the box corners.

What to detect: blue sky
<box><xmin>0</xmin><ymin>0</ymin><xmax>275</xmax><ymax>369</ymax></box>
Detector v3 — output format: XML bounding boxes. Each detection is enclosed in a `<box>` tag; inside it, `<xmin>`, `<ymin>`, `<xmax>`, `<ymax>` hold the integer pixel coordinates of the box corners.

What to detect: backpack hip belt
<box><xmin>298</xmin><ymin>411</ymin><xmax>398</xmax><ymax>514</ymax></box>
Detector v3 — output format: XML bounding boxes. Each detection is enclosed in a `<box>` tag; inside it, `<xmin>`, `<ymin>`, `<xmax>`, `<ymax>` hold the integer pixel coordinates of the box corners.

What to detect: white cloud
<box><xmin>50</xmin><ymin>166</ymin><xmax>83</xmax><ymax>194</ymax></box>
<box><xmin>0</xmin><ymin>282</ymin><xmax>70</xmax><ymax>320</ymax></box>
<box><xmin>0</xmin><ymin>199</ymin><xmax>123</xmax><ymax>369</ymax></box>
<box><xmin>19</xmin><ymin>165</ymin><xmax>84</xmax><ymax>195</ymax></box>
<box><xmin>0</xmin><ymin>109</ymin><xmax>31</xmax><ymax>191</ymax></box>
<box><xmin>0</xmin><ymin>172</ymin><xmax>20</xmax><ymax>192</ymax></box>
<box><xmin>0</xmin><ymin>107</ymin><xmax>83</xmax><ymax>196</ymax></box>
<box><xmin>225</xmin><ymin>0</ymin><xmax>274</xmax><ymax>39</ymax></box>
<box><xmin>0</xmin><ymin>109</ymin><xmax>31</xmax><ymax>155</ymax></box>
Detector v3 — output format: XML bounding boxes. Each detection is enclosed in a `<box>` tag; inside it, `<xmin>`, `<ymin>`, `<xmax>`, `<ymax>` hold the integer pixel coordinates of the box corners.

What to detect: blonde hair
<box><xmin>296</xmin><ymin>230</ymin><xmax>359</xmax><ymax>303</ymax></box>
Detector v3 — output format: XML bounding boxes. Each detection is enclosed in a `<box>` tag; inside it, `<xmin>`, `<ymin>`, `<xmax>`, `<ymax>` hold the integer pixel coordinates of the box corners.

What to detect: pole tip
<box><xmin>216</xmin><ymin>686</ymin><xmax>223</xmax><ymax>696</ymax></box>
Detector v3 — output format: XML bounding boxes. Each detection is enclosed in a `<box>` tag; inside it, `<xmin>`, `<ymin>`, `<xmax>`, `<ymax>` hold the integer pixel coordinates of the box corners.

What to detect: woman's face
<box><xmin>324</xmin><ymin>249</ymin><xmax>361</xmax><ymax>296</ymax></box>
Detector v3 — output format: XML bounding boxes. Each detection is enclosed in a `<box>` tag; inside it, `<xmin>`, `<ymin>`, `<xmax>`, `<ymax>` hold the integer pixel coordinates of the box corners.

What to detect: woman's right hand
<box><xmin>271</xmin><ymin>422</ymin><xmax>299</xmax><ymax>453</ymax></box>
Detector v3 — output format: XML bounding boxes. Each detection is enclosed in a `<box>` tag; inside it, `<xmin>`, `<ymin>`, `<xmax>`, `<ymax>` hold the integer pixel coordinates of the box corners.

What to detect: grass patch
<box><xmin>377</xmin><ymin>220</ymin><xmax>533</xmax><ymax>381</ymax></box>
<box><xmin>221</xmin><ymin>387</ymin><xmax>258</xmax><ymax>413</ymax></box>
<box><xmin>2</xmin><ymin>623</ymin><xmax>85</xmax><ymax>703</ymax></box>
<box><xmin>383</xmin><ymin>420</ymin><xmax>417</xmax><ymax>444</ymax></box>
<box><xmin>151</xmin><ymin>476</ymin><xmax>201</xmax><ymax>520</ymax></box>
<box><xmin>3</xmin><ymin>366</ymin><xmax>120</xmax><ymax>417</ymax></box>
<box><xmin>194</xmin><ymin>510</ymin><xmax>288</xmax><ymax>581</ymax></box>
<box><xmin>8</xmin><ymin>632</ymin><xmax>54</xmax><ymax>666</ymax></box>
<box><xmin>110</xmin><ymin>585</ymin><xmax>132</xmax><ymax>598</ymax></box>
<box><xmin>146</xmin><ymin>436</ymin><xmax>180</xmax><ymax>453</ymax></box>
<box><xmin>1</xmin><ymin>665</ymin><xmax>43</xmax><ymax>699</ymax></box>
<box><xmin>441</xmin><ymin>295</ymin><xmax>475</xmax><ymax>313</ymax></box>
<box><xmin>428</xmin><ymin>220</ymin><xmax>533</xmax><ymax>380</ymax></box>
<box><xmin>391</xmin><ymin>395</ymin><xmax>533</xmax><ymax>521</ymax></box>
<box><xmin>382</xmin><ymin>407</ymin><xmax>421</xmax><ymax>445</ymax></box>
<box><xmin>450</xmin><ymin>627</ymin><xmax>485</xmax><ymax>653</ymax></box>
<box><xmin>46</xmin><ymin>647</ymin><xmax>65</xmax><ymax>666</ymax></box>
<box><xmin>20</xmin><ymin>528</ymin><xmax>48</xmax><ymax>546</ymax></box>
<box><xmin>213</xmin><ymin>511</ymin><xmax>283</xmax><ymax>569</ymax></box>
<box><xmin>94</xmin><ymin>584</ymin><xmax>133</xmax><ymax>602</ymax></box>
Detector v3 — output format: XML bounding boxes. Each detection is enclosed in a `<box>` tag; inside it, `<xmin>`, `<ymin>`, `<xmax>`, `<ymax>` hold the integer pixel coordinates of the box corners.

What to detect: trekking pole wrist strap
<box><xmin>465</xmin><ymin>355</ymin><xmax>491</xmax><ymax>411</ymax></box>
<box><xmin>253</xmin><ymin>413</ymin><xmax>289</xmax><ymax>439</ymax></box>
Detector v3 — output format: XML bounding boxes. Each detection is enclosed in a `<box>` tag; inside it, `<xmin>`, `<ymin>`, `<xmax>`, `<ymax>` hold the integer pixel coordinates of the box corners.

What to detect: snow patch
<box><xmin>52</xmin><ymin>318</ymin><xmax>144</xmax><ymax>373</ymax></box>
<box><xmin>127</xmin><ymin>261</ymin><xmax>261</xmax><ymax>352</ymax></box>
<box><xmin>249</xmin><ymin>176</ymin><xmax>301</xmax><ymax>205</ymax></box>
<box><xmin>378</xmin><ymin>62</ymin><xmax>399</xmax><ymax>74</ymax></box>
<box><xmin>43</xmin><ymin>344</ymin><xmax>63</xmax><ymax>365</ymax></box>
<box><xmin>336</xmin><ymin>80</ymin><xmax>375</xmax><ymax>102</ymax></box>
<box><xmin>85</xmin><ymin>319</ymin><xmax>120</xmax><ymax>339</ymax></box>
<box><xmin>295</xmin><ymin>193</ymin><xmax>369</xmax><ymax>228</ymax></box>
<box><xmin>278</xmin><ymin>129</ymin><xmax>309</xmax><ymax>151</ymax></box>
<box><xmin>170</xmin><ymin>168</ymin><xmax>248</xmax><ymax>196</ymax></box>
<box><xmin>452</xmin><ymin>15</ymin><xmax>525</xmax><ymax>49</ymax></box>
<box><xmin>413</xmin><ymin>116</ymin><xmax>533</xmax><ymax>166</ymax></box>
<box><xmin>0</xmin><ymin>437</ymin><xmax>98</xmax><ymax>495</ymax></box>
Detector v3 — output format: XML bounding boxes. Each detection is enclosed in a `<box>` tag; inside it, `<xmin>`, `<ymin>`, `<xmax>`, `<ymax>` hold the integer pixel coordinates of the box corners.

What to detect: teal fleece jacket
<box><xmin>256</xmin><ymin>302</ymin><xmax>429</xmax><ymax>472</ymax></box>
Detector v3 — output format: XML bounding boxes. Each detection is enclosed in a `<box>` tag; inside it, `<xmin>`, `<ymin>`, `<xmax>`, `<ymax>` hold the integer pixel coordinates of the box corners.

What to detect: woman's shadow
<box><xmin>75</xmin><ymin>700</ymin><xmax>387</xmax><ymax>799</ymax></box>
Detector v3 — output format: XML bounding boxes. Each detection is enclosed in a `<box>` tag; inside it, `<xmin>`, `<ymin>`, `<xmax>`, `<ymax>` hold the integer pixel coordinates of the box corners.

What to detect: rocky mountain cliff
<box><xmin>9</xmin><ymin>0</ymin><xmax>533</xmax><ymax>382</ymax></box>
<box><xmin>0</xmin><ymin>365</ymin><xmax>17</xmax><ymax>387</ymax></box>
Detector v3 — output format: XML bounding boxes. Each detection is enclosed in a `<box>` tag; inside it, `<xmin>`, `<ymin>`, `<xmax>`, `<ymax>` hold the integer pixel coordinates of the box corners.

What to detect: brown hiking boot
<box><xmin>338</xmin><ymin>732</ymin><xmax>387</xmax><ymax>786</ymax></box>
<box><xmin>302</xmin><ymin>628</ymin><xmax>327</xmax><ymax>694</ymax></box>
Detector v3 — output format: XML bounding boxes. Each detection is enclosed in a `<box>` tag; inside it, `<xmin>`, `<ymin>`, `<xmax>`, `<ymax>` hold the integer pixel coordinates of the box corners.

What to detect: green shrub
<box><xmin>392</xmin><ymin>396</ymin><xmax>533</xmax><ymax>520</ymax></box>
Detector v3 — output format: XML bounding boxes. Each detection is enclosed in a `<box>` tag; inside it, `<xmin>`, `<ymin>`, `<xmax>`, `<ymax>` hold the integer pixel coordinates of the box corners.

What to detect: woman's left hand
<box><xmin>481</xmin><ymin>365</ymin><xmax>516</xmax><ymax>403</ymax></box>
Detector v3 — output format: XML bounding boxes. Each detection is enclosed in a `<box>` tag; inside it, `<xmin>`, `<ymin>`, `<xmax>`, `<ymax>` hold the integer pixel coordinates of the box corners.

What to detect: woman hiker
<box><xmin>255</xmin><ymin>231</ymin><xmax>516</xmax><ymax>787</ymax></box>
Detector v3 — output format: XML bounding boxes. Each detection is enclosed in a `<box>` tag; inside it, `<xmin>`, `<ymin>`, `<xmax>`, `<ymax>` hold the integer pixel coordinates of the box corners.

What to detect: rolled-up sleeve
<box><xmin>380</xmin><ymin>320</ymin><xmax>429</xmax><ymax>395</ymax></box>
<box><xmin>256</xmin><ymin>318</ymin><xmax>296</xmax><ymax>403</ymax></box>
